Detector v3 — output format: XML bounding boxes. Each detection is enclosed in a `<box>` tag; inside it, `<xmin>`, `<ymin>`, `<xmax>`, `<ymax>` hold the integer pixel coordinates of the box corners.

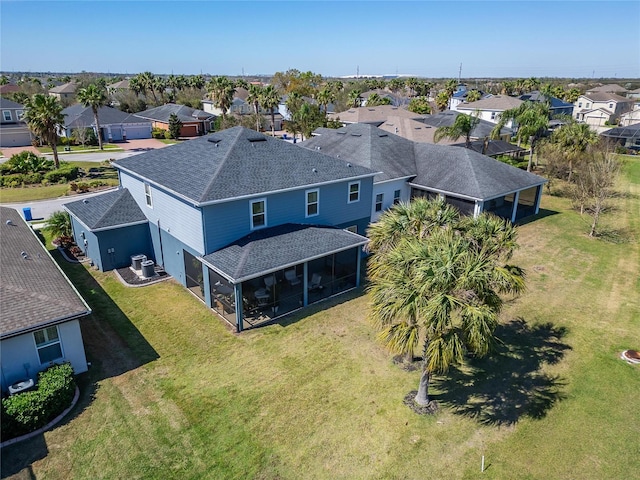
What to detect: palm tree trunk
<box><xmin>527</xmin><ymin>145</ymin><xmax>534</xmax><ymax>172</ymax></box>
<box><xmin>415</xmin><ymin>369</ymin><xmax>430</xmax><ymax>406</ymax></box>
<box><xmin>51</xmin><ymin>140</ymin><xmax>60</xmax><ymax>169</ymax></box>
<box><xmin>93</xmin><ymin>108</ymin><xmax>103</xmax><ymax>150</ymax></box>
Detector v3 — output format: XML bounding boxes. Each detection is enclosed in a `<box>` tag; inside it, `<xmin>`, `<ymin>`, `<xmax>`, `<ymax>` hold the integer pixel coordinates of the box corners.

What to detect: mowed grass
<box><xmin>2</xmin><ymin>158</ymin><xmax>639</xmax><ymax>479</ymax></box>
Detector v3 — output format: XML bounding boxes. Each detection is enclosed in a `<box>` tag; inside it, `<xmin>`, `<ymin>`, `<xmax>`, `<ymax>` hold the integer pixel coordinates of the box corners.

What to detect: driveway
<box><xmin>1</xmin><ymin>187</ymin><xmax>119</xmax><ymax>221</ymax></box>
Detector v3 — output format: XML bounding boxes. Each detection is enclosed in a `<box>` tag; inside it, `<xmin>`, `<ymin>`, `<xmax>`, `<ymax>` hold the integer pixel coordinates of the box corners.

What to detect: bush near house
<box><xmin>1</xmin><ymin>363</ymin><xmax>76</xmax><ymax>439</ymax></box>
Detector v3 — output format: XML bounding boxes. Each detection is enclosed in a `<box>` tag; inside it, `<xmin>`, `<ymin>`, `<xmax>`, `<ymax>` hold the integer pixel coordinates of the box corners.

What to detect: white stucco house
<box><xmin>573</xmin><ymin>92</ymin><xmax>634</xmax><ymax>127</ymax></box>
<box><xmin>0</xmin><ymin>207</ymin><xmax>91</xmax><ymax>394</ymax></box>
<box><xmin>455</xmin><ymin>95</ymin><xmax>524</xmax><ymax>128</ymax></box>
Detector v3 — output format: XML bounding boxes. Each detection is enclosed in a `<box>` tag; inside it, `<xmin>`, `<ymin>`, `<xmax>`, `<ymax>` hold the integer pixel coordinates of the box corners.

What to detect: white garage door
<box><xmin>124</xmin><ymin>125</ymin><xmax>151</xmax><ymax>140</ymax></box>
<box><xmin>0</xmin><ymin>129</ymin><xmax>32</xmax><ymax>147</ymax></box>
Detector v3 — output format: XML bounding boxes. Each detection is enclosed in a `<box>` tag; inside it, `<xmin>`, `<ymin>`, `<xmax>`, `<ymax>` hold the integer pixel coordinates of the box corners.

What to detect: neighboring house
<box><xmin>626</xmin><ymin>88</ymin><xmax>640</xmax><ymax>100</ymax></box>
<box><xmin>48</xmin><ymin>82</ymin><xmax>77</xmax><ymax>102</ymax></box>
<box><xmin>107</xmin><ymin>79</ymin><xmax>130</xmax><ymax>94</ymax></box>
<box><xmin>618</xmin><ymin>105</ymin><xmax>640</xmax><ymax>127</ymax></box>
<box><xmin>301</xmin><ymin>123</ymin><xmax>545</xmax><ymax>223</ymax></box>
<box><xmin>61</xmin><ymin>104</ymin><xmax>152</xmax><ymax>141</ymax></box>
<box><xmin>328</xmin><ymin>105</ymin><xmax>426</xmax><ymax>126</ymax></box>
<box><xmin>0</xmin><ymin>98</ymin><xmax>31</xmax><ymax>147</ymax></box>
<box><xmin>203</xmin><ymin>95</ymin><xmax>284</xmax><ymax>131</ymax></box>
<box><xmin>378</xmin><ymin>115</ymin><xmax>456</xmax><ymax>144</ymax></box>
<box><xmin>135</xmin><ymin>104</ymin><xmax>215</xmax><ymax>137</ymax></box>
<box><xmin>573</xmin><ymin>92</ymin><xmax>634</xmax><ymax>127</ymax></box>
<box><xmin>64</xmin><ymin>127</ymin><xmax>376</xmax><ymax>332</ymax></box>
<box><xmin>0</xmin><ymin>84</ymin><xmax>20</xmax><ymax>95</ymax></box>
<box><xmin>0</xmin><ymin>207</ymin><xmax>91</xmax><ymax>394</ymax></box>
<box><xmin>455</xmin><ymin>95</ymin><xmax>524</xmax><ymax>127</ymax></box>
<box><xmin>586</xmin><ymin>84</ymin><xmax>628</xmax><ymax>95</ymax></box>
<box><xmin>518</xmin><ymin>91</ymin><xmax>574</xmax><ymax>117</ymax></box>
<box><xmin>449</xmin><ymin>88</ymin><xmax>489</xmax><ymax>110</ymax></box>
<box><xmin>421</xmin><ymin>110</ymin><xmax>514</xmax><ymax>142</ymax></box>
<box><xmin>600</xmin><ymin>123</ymin><xmax>640</xmax><ymax>150</ymax></box>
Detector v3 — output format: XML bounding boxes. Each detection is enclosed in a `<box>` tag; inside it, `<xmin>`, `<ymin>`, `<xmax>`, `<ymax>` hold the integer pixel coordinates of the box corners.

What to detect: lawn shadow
<box><xmin>431</xmin><ymin>318</ymin><xmax>571</xmax><ymax>426</ymax></box>
<box><xmin>515</xmin><ymin>208</ymin><xmax>559</xmax><ymax>226</ymax></box>
<box><xmin>1</xmin><ymin>252</ymin><xmax>159</xmax><ymax>478</ymax></box>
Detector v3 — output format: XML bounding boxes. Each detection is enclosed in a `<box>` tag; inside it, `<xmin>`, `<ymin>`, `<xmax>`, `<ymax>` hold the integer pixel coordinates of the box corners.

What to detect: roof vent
<box><xmin>83</xmin><ymin>199</ymin><xmax>89</xmax><ymax>204</ymax></box>
<box><xmin>346</xmin><ymin>163</ymin><xmax>351</xmax><ymax>167</ymax></box>
<box><xmin>5</xmin><ymin>219</ymin><xmax>13</xmax><ymax>225</ymax></box>
<box><xmin>379</xmin><ymin>133</ymin><xmax>388</xmax><ymax>137</ymax></box>
<box><xmin>351</xmin><ymin>133</ymin><xmax>361</xmax><ymax>137</ymax></box>
<box><xmin>21</xmin><ymin>251</ymin><xmax>28</xmax><ymax>259</ymax></box>
<box><xmin>312</xmin><ymin>168</ymin><xmax>317</xmax><ymax>173</ymax></box>
<box><xmin>208</xmin><ymin>138</ymin><xmax>222</xmax><ymax>144</ymax></box>
<box><xmin>248</xmin><ymin>136</ymin><xmax>266</xmax><ymax>142</ymax></box>
<box><xmin>316</xmin><ymin>146</ymin><xmax>321</xmax><ymax>150</ymax></box>
<box><xmin>337</xmin><ymin>131</ymin><xmax>346</xmax><ymax>135</ymax></box>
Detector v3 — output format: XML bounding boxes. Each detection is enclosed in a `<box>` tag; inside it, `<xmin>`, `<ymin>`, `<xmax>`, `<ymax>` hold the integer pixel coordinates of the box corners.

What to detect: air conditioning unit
<box><xmin>141</xmin><ymin>260</ymin><xmax>155</xmax><ymax>278</ymax></box>
<box><xmin>131</xmin><ymin>254</ymin><xmax>147</xmax><ymax>270</ymax></box>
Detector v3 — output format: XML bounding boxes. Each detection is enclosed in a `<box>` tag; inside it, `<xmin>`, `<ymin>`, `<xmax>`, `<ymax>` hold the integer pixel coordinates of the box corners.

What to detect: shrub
<box><xmin>76</xmin><ymin>182</ymin><xmax>90</xmax><ymax>193</ymax></box>
<box><xmin>46</xmin><ymin>211</ymin><xmax>72</xmax><ymax>238</ymax></box>
<box><xmin>89</xmin><ymin>180</ymin><xmax>107</xmax><ymax>188</ymax></box>
<box><xmin>69</xmin><ymin>182</ymin><xmax>78</xmax><ymax>191</ymax></box>
<box><xmin>45</xmin><ymin>165</ymin><xmax>79</xmax><ymax>183</ymax></box>
<box><xmin>152</xmin><ymin>128</ymin><xmax>166</xmax><ymax>139</ymax></box>
<box><xmin>1</xmin><ymin>363</ymin><xmax>76</xmax><ymax>439</ymax></box>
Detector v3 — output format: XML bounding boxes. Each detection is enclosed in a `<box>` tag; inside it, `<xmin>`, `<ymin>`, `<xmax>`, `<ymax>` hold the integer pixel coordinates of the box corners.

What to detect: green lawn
<box><xmin>0</xmin><ymin>161</ymin><xmax>119</xmax><ymax>203</ymax></box>
<box><xmin>2</xmin><ymin>159</ymin><xmax>638</xmax><ymax>479</ymax></box>
<box><xmin>38</xmin><ymin>144</ymin><xmax>123</xmax><ymax>153</ymax></box>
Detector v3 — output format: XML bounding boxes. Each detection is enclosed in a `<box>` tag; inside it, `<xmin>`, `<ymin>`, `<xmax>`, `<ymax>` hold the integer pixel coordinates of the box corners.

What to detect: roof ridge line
<box><xmin>200</xmin><ymin>127</ymin><xmax>245</xmax><ymax>203</ymax></box>
<box><xmin>93</xmin><ymin>189</ymin><xmax>125</xmax><ymax>228</ymax></box>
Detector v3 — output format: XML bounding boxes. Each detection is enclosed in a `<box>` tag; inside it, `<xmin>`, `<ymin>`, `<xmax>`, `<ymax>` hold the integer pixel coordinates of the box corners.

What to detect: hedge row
<box><xmin>0</xmin><ymin>166</ymin><xmax>79</xmax><ymax>187</ymax></box>
<box><xmin>1</xmin><ymin>363</ymin><xmax>76</xmax><ymax>439</ymax></box>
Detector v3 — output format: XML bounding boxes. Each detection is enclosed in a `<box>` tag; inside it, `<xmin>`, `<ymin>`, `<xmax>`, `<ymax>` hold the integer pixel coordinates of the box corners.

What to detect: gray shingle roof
<box><xmin>0</xmin><ymin>207</ymin><xmax>90</xmax><ymax>339</ymax></box>
<box><xmin>62</xmin><ymin>105</ymin><xmax>150</xmax><ymax>128</ymax></box>
<box><xmin>299</xmin><ymin>123</ymin><xmax>544</xmax><ymax>200</ymax></box>
<box><xmin>0</xmin><ymin>98</ymin><xmax>24</xmax><ymax>109</ymax></box>
<box><xmin>457</xmin><ymin>95</ymin><xmax>523</xmax><ymax>111</ymax></box>
<box><xmin>450</xmin><ymin>139</ymin><xmax>525</xmax><ymax>157</ymax></box>
<box><xmin>581</xmin><ymin>92</ymin><xmax>632</xmax><ymax>103</ymax></box>
<box><xmin>202</xmin><ymin>223</ymin><xmax>368</xmax><ymax>282</ymax></box>
<box><xmin>135</xmin><ymin>104</ymin><xmax>214</xmax><ymax>123</ymax></box>
<box><xmin>300</xmin><ymin>123</ymin><xmax>416</xmax><ymax>182</ymax></box>
<box><xmin>113</xmin><ymin>126</ymin><xmax>376</xmax><ymax>204</ymax></box>
<box><xmin>422</xmin><ymin>110</ymin><xmax>513</xmax><ymax>138</ymax></box>
<box><xmin>329</xmin><ymin>105</ymin><xmax>425</xmax><ymax>125</ymax></box>
<box><xmin>600</xmin><ymin>123</ymin><xmax>640</xmax><ymax>141</ymax></box>
<box><xmin>412</xmin><ymin>143</ymin><xmax>546</xmax><ymax>200</ymax></box>
<box><xmin>63</xmin><ymin>188</ymin><xmax>148</xmax><ymax>231</ymax></box>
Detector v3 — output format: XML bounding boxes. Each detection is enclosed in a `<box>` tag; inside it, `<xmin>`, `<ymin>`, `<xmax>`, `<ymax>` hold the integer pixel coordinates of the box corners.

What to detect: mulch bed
<box><xmin>392</xmin><ymin>355</ymin><xmax>422</xmax><ymax>372</ymax></box>
<box><xmin>403</xmin><ymin>391</ymin><xmax>439</xmax><ymax>415</ymax></box>
<box><xmin>116</xmin><ymin>266</ymin><xmax>169</xmax><ymax>286</ymax></box>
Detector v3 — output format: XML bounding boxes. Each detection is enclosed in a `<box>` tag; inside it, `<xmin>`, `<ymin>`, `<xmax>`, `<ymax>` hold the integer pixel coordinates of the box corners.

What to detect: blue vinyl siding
<box><xmin>120</xmin><ymin>172</ymin><xmax>204</xmax><ymax>254</ymax></box>
<box><xmin>71</xmin><ymin>216</ymin><xmax>102</xmax><ymax>270</ymax></box>
<box><xmin>148</xmin><ymin>221</ymin><xmax>200</xmax><ymax>287</ymax></box>
<box><xmin>202</xmin><ymin>178</ymin><xmax>373</xmax><ymax>253</ymax></box>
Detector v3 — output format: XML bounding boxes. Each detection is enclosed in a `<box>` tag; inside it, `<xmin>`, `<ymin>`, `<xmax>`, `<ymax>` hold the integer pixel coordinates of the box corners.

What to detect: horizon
<box><xmin>1</xmin><ymin>1</ymin><xmax>639</xmax><ymax>78</ymax></box>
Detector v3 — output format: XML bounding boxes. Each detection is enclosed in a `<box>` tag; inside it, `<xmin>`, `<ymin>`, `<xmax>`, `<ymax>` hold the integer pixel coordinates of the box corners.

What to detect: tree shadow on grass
<box><xmin>1</xmin><ymin>251</ymin><xmax>159</xmax><ymax>478</ymax></box>
<box><xmin>430</xmin><ymin>318</ymin><xmax>571</xmax><ymax>426</ymax></box>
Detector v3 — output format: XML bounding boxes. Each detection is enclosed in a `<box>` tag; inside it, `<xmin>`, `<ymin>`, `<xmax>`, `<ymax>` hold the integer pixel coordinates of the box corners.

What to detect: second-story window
<box><xmin>375</xmin><ymin>193</ymin><xmax>383</xmax><ymax>212</ymax></box>
<box><xmin>306</xmin><ymin>189</ymin><xmax>319</xmax><ymax>217</ymax></box>
<box><xmin>393</xmin><ymin>189</ymin><xmax>401</xmax><ymax>204</ymax></box>
<box><xmin>2</xmin><ymin>110</ymin><xmax>11</xmax><ymax>121</ymax></box>
<box><xmin>144</xmin><ymin>183</ymin><xmax>153</xmax><ymax>207</ymax></box>
<box><xmin>348</xmin><ymin>181</ymin><xmax>360</xmax><ymax>203</ymax></box>
<box><xmin>251</xmin><ymin>199</ymin><xmax>266</xmax><ymax>229</ymax></box>
<box><xmin>609</xmin><ymin>103</ymin><xmax>613</xmax><ymax>109</ymax></box>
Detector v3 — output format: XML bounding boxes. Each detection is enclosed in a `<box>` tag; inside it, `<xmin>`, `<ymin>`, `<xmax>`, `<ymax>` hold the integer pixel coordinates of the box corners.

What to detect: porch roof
<box><xmin>201</xmin><ymin>223</ymin><xmax>368</xmax><ymax>283</ymax></box>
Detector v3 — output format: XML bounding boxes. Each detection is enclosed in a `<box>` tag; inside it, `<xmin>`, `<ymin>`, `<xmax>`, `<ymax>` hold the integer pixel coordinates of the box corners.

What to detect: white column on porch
<box><xmin>234</xmin><ymin>283</ymin><xmax>243</xmax><ymax>333</ymax></box>
<box><xmin>474</xmin><ymin>201</ymin><xmax>484</xmax><ymax>218</ymax></box>
<box><xmin>534</xmin><ymin>185</ymin><xmax>543</xmax><ymax>214</ymax></box>
<box><xmin>511</xmin><ymin>191</ymin><xmax>521</xmax><ymax>223</ymax></box>
<box><xmin>302</xmin><ymin>262</ymin><xmax>309</xmax><ymax>306</ymax></box>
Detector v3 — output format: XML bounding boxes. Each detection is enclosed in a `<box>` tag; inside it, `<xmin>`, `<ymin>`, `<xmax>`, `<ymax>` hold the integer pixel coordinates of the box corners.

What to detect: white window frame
<box><xmin>609</xmin><ymin>103</ymin><xmax>613</xmax><ymax>109</ymax></box>
<box><xmin>144</xmin><ymin>183</ymin><xmax>153</xmax><ymax>208</ymax></box>
<box><xmin>305</xmin><ymin>188</ymin><xmax>319</xmax><ymax>218</ymax></box>
<box><xmin>2</xmin><ymin>110</ymin><xmax>12</xmax><ymax>121</ymax></box>
<box><xmin>375</xmin><ymin>193</ymin><xmax>383</xmax><ymax>212</ymax></box>
<box><xmin>393</xmin><ymin>189</ymin><xmax>401</xmax><ymax>204</ymax></box>
<box><xmin>348</xmin><ymin>181</ymin><xmax>360</xmax><ymax>204</ymax></box>
<box><xmin>33</xmin><ymin>326</ymin><xmax>64</xmax><ymax>365</ymax></box>
<box><xmin>578</xmin><ymin>102</ymin><xmax>582</xmax><ymax>108</ymax></box>
<box><xmin>250</xmin><ymin>198</ymin><xmax>267</xmax><ymax>229</ymax></box>
<box><xmin>490</xmin><ymin>111</ymin><xmax>496</xmax><ymax>120</ymax></box>
<box><xmin>16</xmin><ymin>109</ymin><xmax>24</xmax><ymax>120</ymax></box>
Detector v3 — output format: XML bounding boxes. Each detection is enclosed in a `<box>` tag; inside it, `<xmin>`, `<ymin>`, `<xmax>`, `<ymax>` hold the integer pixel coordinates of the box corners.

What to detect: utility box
<box><xmin>131</xmin><ymin>254</ymin><xmax>147</xmax><ymax>270</ymax></box>
<box><xmin>141</xmin><ymin>260</ymin><xmax>155</xmax><ymax>278</ymax></box>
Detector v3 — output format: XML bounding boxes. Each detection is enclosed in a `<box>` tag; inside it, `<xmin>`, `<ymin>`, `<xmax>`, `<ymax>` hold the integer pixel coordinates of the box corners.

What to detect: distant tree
<box><xmin>315</xmin><ymin>86</ymin><xmax>335</xmax><ymax>116</ymax></box>
<box><xmin>260</xmin><ymin>85</ymin><xmax>281</xmax><ymax>136</ymax></box>
<box><xmin>407</xmin><ymin>97</ymin><xmax>431</xmax><ymax>114</ymax></box>
<box><xmin>564</xmin><ymin>88</ymin><xmax>582</xmax><ymax>103</ymax></box>
<box><xmin>293</xmin><ymin>102</ymin><xmax>324</xmax><ymax>140</ymax></box>
<box><xmin>366</xmin><ymin>93</ymin><xmax>392</xmax><ymax>106</ymax></box>
<box><xmin>72</xmin><ymin>126</ymin><xmax>91</xmax><ymax>147</ymax></box>
<box><xmin>548</xmin><ymin>121</ymin><xmax>598</xmax><ymax>182</ymax></box>
<box><xmin>434</xmin><ymin>112</ymin><xmax>480</xmax><ymax>148</ymax></box>
<box><xmin>168</xmin><ymin>113</ymin><xmax>183</xmax><ymax>139</ymax></box>
<box><xmin>435</xmin><ymin>91</ymin><xmax>450</xmax><ymax>112</ymax></box>
<box><xmin>77</xmin><ymin>83</ymin><xmax>108</xmax><ymax>150</ymax></box>
<box><xmin>207</xmin><ymin>76</ymin><xmax>236</xmax><ymax>121</ymax></box>
<box><xmin>247</xmin><ymin>84</ymin><xmax>264</xmax><ymax>131</ymax></box>
<box><xmin>405</xmin><ymin>77</ymin><xmax>420</xmax><ymax>97</ymax></box>
<box><xmin>285</xmin><ymin>92</ymin><xmax>304</xmax><ymax>140</ymax></box>
<box><xmin>23</xmin><ymin>94</ymin><xmax>64</xmax><ymax>168</ymax></box>
<box><xmin>388</xmin><ymin>78</ymin><xmax>405</xmax><ymax>94</ymax></box>
<box><xmin>347</xmin><ymin>89</ymin><xmax>363</xmax><ymax>108</ymax></box>
<box><xmin>0</xmin><ymin>75</ymin><xmax>9</xmax><ymax>85</ymax></box>
<box><xmin>465</xmin><ymin>89</ymin><xmax>482</xmax><ymax>103</ymax></box>
<box><xmin>491</xmin><ymin>101</ymin><xmax>550</xmax><ymax>171</ymax></box>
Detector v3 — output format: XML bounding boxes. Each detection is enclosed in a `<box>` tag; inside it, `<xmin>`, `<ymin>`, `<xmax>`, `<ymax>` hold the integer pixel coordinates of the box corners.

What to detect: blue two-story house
<box><xmin>64</xmin><ymin>127</ymin><xmax>376</xmax><ymax>331</ymax></box>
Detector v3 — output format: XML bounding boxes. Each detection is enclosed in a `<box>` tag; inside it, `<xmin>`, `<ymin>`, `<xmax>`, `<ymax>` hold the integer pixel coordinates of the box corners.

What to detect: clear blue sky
<box><xmin>1</xmin><ymin>0</ymin><xmax>638</xmax><ymax>78</ymax></box>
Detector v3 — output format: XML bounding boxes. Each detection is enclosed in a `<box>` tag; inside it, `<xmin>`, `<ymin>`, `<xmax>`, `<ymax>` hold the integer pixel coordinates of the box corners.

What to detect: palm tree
<box><xmin>491</xmin><ymin>101</ymin><xmax>550</xmax><ymax>171</ymax></box>
<box><xmin>315</xmin><ymin>86</ymin><xmax>334</xmax><ymax>116</ymax></box>
<box><xmin>137</xmin><ymin>71</ymin><xmax>157</xmax><ymax>104</ymax></box>
<box><xmin>259</xmin><ymin>85</ymin><xmax>280</xmax><ymax>136</ymax></box>
<box><xmin>465</xmin><ymin>89</ymin><xmax>482</xmax><ymax>103</ymax></box>
<box><xmin>433</xmin><ymin>112</ymin><xmax>480</xmax><ymax>148</ymax></box>
<box><xmin>46</xmin><ymin>211</ymin><xmax>72</xmax><ymax>238</ymax></box>
<box><xmin>285</xmin><ymin>92</ymin><xmax>303</xmax><ymax>141</ymax></box>
<box><xmin>347</xmin><ymin>89</ymin><xmax>362</xmax><ymax>108</ymax></box>
<box><xmin>246</xmin><ymin>84</ymin><xmax>264</xmax><ymax>131</ymax></box>
<box><xmin>208</xmin><ymin>76</ymin><xmax>236</xmax><ymax>122</ymax></box>
<box><xmin>549</xmin><ymin>121</ymin><xmax>598</xmax><ymax>182</ymax></box>
<box><xmin>435</xmin><ymin>91</ymin><xmax>451</xmax><ymax>112</ymax></box>
<box><xmin>77</xmin><ymin>84</ymin><xmax>108</xmax><ymax>150</ymax></box>
<box><xmin>23</xmin><ymin>94</ymin><xmax>64</xmax><ymax>168</ymax></box>
<box><xmin>367</xmin><ymin>198</ymin><xmax>525</xmax><ymax>406</ymax></box>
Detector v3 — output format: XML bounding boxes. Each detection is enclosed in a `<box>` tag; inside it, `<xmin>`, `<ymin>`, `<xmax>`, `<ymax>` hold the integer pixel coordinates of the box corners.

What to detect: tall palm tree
<box><xmin>246</xmin><ymin>84</ymin><xmax>264</xmax><ymax>131</ymax></box>
<box><xmin>315</xmin><ymin>86</ymin><xmax>334</xmax><ymax>116</ymax></box>
<box><xmin>435</xmin><ymin>91</ymin><xmax>451</xmax><ymax>112</ymax></box>
<box><xmin>434</xmin><ymin>113</ymin><xmax>481</xmax><ymax>148</ymax></box>
<box><xmin>367</xmin><ymin>198</ymin><xmax>525</xmax><ymax>406</ymax></box>
<box><xmin>549</xmin><ymin>121</ymin><xmax>598</xmax><ymax>182</ymax></box>
<box><xmin>491</xmin><ymin>101</ymin><xmax>550</xmax><ymax>171</ymax></box>
<box><xmin>347</xmin><ymin>89</ymin><xmax>362</xmax><ymax>108</ymax></box>
<box><xmin>259</xmin><ymin>85</ymin><xmax>280</xmax><ymax>136</ymax></box>
<box><xmin>23</xmin><ymin>94</ymin><xmax>65</xmax><ymax>168</ymax></box>
<box><xmin>285</xmin><ymin>92</ymin><xmax>303</xmax><ymax>141</ymax></box>
<box><xmin>208</xmin><ymin>76</ymin><xmax>236</xmax><ymax>122</ymax></box>
<box><xmin>465</xmin><ymin>89</ymin><xmax>482</xmax><ymax>103</ymax></box>
<box><xmin>77</xmin><ymin>84</ymin><xmax>108</xmax><ymax>150</ymax></box>
<box><xmin>137</xmin><ymin>71</ymin><xmax>157</xmax><ymax>104</ymax></box>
